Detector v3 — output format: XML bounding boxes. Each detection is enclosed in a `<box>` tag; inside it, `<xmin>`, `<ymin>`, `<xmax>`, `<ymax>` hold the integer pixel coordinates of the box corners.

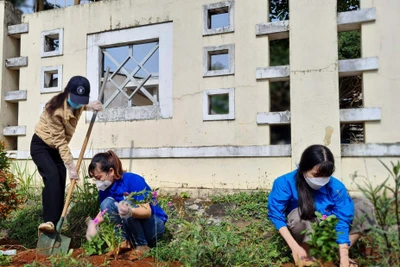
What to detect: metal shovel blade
<box><xmin>36</xmin><ymin>231</ymin><xmax>71</xmax><ymax>256</ymax></box>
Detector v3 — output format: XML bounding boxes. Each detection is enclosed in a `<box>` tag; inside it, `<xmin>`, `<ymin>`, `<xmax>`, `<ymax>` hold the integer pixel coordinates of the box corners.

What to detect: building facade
<box><xmin>0</xmin><ymin>0</ymin><xmax>399</xmax><ymax>195</ymax></box>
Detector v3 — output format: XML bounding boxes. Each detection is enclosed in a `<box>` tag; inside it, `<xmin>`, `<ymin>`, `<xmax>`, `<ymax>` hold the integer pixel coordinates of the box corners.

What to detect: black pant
<box><xmin>30</xmin><ymin>134</ymin><xmax>66</xmax><ymax>225</ymax></box>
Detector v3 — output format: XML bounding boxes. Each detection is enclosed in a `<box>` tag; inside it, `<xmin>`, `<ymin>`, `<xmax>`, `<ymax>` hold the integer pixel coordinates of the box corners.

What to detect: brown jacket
<box><xmin>35</xmin><ymin>99</ymin><xmax>84</xmax><ymax>164</ymax></box>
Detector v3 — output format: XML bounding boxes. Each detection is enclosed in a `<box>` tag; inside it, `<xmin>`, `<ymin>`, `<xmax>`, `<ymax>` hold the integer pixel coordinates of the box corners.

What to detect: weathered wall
<box><xmin>0</xmin><ymin>0</ymin><xmax>397</xmax><ymax>192</ymax></box>
<box><xmin>0</xmin><ymin>1</ymin><xmax>21</xmax><ymax>149</ymax></box>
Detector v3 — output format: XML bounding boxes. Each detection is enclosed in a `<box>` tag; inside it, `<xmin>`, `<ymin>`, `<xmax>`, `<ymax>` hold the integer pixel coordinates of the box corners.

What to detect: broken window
<box><xmin>44</xmin><ymin>35</ymin><xmax>59</xmax><ymax>52</ymax></box>
<box><xmin>41</xmin><ymin>65</ymin><xmax>63</xmax><ymax>93</ymax></box>
<box><xmin>41</xmin><ymin>29</ymin><xmax>63</xmax><ymax>57</ymax></box>
<box><xmin>44</xmin><ymin>72</ymin><xmax>58</xmax><ymax>88</ymax></box>
<box><xmin>102</xmin><ymin>41</ymin><xmax>160</xmax><ymax>109</ymax></box>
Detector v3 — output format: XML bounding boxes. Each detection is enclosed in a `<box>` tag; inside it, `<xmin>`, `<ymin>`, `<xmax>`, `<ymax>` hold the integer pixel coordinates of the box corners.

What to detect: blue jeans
<box><xmin>100</xmin><ymin>197</ymin><xmax>165</xmax><ymax>247</ymax></box>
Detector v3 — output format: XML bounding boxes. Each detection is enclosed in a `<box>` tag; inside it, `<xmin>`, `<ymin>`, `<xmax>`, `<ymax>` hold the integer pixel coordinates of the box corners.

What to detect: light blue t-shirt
<box><xmin>268</xmin><ymin>170</ymin><xmax>354</xmax><ymax>245</ymax></box>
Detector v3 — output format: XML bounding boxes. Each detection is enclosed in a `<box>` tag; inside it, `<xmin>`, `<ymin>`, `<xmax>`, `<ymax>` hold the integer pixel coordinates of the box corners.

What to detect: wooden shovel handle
<box><xmin>60</xmin><ymin>68</ymin><xmax>110</xmax><ymax>218</ymax></box>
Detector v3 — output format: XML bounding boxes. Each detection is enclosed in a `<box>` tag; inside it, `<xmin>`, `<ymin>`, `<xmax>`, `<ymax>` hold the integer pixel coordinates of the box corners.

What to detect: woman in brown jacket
<box><xmin>31</xmin><ymin>76</ymin><xmax>102</xmax><ymax>233</ymax></box>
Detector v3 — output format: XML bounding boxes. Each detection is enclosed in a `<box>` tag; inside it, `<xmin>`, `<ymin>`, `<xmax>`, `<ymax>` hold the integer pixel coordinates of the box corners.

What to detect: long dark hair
<box><xmin>88</xmin><ymin>150</ymin><xmax>125</xmax><ymax>180</ymax></box>
<box><xmin>45</xmin><ymin>77</ymin><xmax>79</xmax><ymax>116</ymax></box>
<box><xmin>296</xmin><ymin>145</ymin><xmax>335</xmax><ymax>220</ymax></box>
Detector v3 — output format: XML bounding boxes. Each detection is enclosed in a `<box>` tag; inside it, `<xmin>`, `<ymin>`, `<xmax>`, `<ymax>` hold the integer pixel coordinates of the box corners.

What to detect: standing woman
<box><xmin>268</xmin><ymin>144</ymin><xmax>375</xmax><ymax>267</ymax></box>
<box><xmin>31</xmin><ymin>76</ymin><xmax>102</xmax><ymax>233</ymax></box>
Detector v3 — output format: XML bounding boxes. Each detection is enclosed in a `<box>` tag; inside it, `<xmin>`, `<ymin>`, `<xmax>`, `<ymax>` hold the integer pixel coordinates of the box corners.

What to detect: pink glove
<box><xmin>86</xmin><ymin>101</ymin><xmax>103</xmax><ymax>111</ymax></box>
<box><xmin>86</xmin><ymin>220</ymin><xmax>98</xmax><ymax>241</ymax></box>
<box><xmin>115</xmin><ymin>201</ymin><xmax>133</xmax><ymax>219</ymax></box>
<box><xmin>66</xmin><ymin>161</ymin><xmax>79</xmax><ymax>180</ymax></box>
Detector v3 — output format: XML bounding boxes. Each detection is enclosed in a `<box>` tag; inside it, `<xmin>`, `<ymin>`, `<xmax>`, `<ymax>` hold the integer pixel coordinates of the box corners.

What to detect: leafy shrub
<box><xmin>355</xmin><ymin>160</ymin><xmax>400</xmax><ymax>266</ymax></box>
<box><xmin>305</xmin><ymin>212</ymin><xmax>339</xmax><ymax>263</ymax></box>
<box><xmin>0</xmin><ymin>254</ymin><xmax>12</xmax><ymax>266</ymax></box>
<box><xmin>0</xmin><ymin>141</ymin><xmax>21</xmax><ymax>220</ymax></box>
<box><xmin>11</xmin><ymin>158</ymin><xmax>39</xmax><ymax>202</ymax></box>
<box><xmin>2</xmin><ymin>203</ymin><xmax>43</xmax><ymax>248</ymax></box>
<box><xmin>82</xmin><ymin>213</ymin><xmax>123</xmax><ymax>256</ymax></box>
<box><xmin>66</xmin><ymin>177</ymin><xmax>99</xmax><ymax>248</ymax></box>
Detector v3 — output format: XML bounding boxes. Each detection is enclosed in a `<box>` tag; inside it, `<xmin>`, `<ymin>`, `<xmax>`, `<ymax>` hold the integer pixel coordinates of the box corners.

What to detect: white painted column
<box><xmin>289</xmin><ymin>0</ymin><xmax>341</xmax><ymax>176</ymax></box>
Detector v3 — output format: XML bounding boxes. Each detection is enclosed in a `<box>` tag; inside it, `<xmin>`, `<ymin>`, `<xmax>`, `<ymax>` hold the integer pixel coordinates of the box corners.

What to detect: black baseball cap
<box><xmin>67</xmin><ymin>76</ymin><xmax>91</xmax><ymax>105</ymax></box>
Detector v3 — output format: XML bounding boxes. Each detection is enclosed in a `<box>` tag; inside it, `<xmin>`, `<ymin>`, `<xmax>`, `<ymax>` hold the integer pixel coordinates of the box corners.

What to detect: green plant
<box><xmin>305</xmin><ymin>212</ymin><xmax>339</xmax><ymax>264</ymax></box>
<box><xmin>151</xmin><ymin>191</ymin><xmax>291</xmax><ymax>267</ymax></box>
<box><xmin>211</xmin><ymin>191</ymin><xmax>269</xmax><ymax>220</ymax></box>
<box><xmin>0</xmin><ymin>141</ymin><xmax>22</xmax><ymax>220</ymax></box>
<box><xmin>2</xmin><ymin>203</ymin><xmax>43</xmax><ymax>248</ymax></box>
<box><xmin>355</xmin><ymin>160</ymin><xmax>400</xmax><ymax>266</ymax></box>
<box><xmin>82</xmin><ymin>213</ymin><xmax>123</xmax><ymax>255</ymax></box>
<box><xmin>0</xmin><ymin>254</ymin><xmax>12</xmax><ymax>266</ymax></box>
<box><xmin>11</xmin><ymin>158</ymin><xmax>39</xmax><ymax>201</ymax></box>
<box><xmin>180</xmin><ymin>191</ymin><xmax>190</xmax><ymax>199</ymax></box>
<box><xmin>48</xmin><ymin>249</ymin><xmax>95</xmax><ymax>267</ymax></box>
<box><xmin>67</xmin><ymin>176</ymin><xmax>99</xmax><ymax>248</ymax></box>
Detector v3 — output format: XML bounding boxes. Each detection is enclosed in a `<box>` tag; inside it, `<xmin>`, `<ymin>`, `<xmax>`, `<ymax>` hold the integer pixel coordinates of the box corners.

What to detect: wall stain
<box><xmin>324</xmin><ymin>126</ymin><xmax>334</xmax><ymax>146</ymax></box>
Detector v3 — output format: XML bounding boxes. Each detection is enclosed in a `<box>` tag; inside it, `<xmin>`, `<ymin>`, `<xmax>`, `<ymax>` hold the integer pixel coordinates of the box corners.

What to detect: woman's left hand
<box><xmin>339</xmin><ymin>244</ymin><xmax>350</xmax><ymax>267</ymax></box>
<box><xmin>86</xmin><ymin>101</ymin><xmax>103</xmax><ymax>111</ymax></box>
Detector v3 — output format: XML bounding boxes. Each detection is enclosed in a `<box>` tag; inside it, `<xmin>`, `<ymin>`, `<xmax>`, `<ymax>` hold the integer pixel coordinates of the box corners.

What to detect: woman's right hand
<box><xmin>291</xmin><ymin>244</ymin><xmax>308</xmax><ymax>266</ymax></box>
<box><xmin>66</xmin><ymin>161</ymin><xmax>79</xmax><ymax>180</ymax></box>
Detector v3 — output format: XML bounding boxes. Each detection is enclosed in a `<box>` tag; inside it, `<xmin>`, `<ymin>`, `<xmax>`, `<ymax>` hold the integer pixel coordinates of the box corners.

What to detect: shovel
<box><xmin>36</xmin><ymin>68</ymin><xmax>110</xmax><ymax>255</ymax></box>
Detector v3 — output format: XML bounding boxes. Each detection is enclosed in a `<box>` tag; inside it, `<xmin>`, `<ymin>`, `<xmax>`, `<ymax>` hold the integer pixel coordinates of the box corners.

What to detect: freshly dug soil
<box><xmin>0</xmin><ymin>238</ymin><xmax>181</xmax><ymax>267</ymax></box>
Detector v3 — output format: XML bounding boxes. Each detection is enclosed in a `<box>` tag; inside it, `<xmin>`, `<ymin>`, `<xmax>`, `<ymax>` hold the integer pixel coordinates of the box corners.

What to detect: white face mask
<box><xmin>304</xmin><ymin>177</ymin><xmax>331</xmax><ymax>190</ymax></box>
<box><xmin>96</xmin><ymin>179</ymin><xmax>112</xmax><ymax>191</ymax></box>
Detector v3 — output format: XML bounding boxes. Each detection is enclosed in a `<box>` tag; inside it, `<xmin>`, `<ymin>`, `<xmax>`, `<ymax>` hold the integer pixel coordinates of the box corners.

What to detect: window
<box><xmin>86</xmin><ymin>23</ymin><xmax>173</xmax><ymax>121</ymax></box>
<box><xmin>40</xmin><ymin>65</ymin><xmax>63</xmax><ymax>93</ymax></box>
<box><xmin>270</xmin><ymin>125</ymin><xmax>291</xmax><ymax>145</ymax></box>
<box><xmin>203</xmin><ymin>1</ymin><xmax>234</xmax><ymax>36</ymax></box>
<box><xmin>339</xmin><ymin>75</ymin><xmax>364</xmax><ymax>143</ymax></box>
<box><xmin>203</xmin><ymin>88</ymin><xmax>235</xmax><ymax>121</ymax></box>
<box><xmin>270</xmin><ymin>81</ymin><xmax>290</xmax><ymax>112</ymax></box>
<box><xmin>203</xmin><ymin>44</ymin><xmax>235</xmax><ymax>77</ymax></box>
<box><xmin>338</xmin><ymin>30</ymin><xmax>361</xmax><ymax>60</ymax></box>
<box><xmin>102</xmin><ymin>42</ymin><xmax>160</xmax><ymax>109</ymax></box>
<box><xmin>41</xmin><ymin>29</ymin><xmax>63</xmax><ymax>57</ymax></box>
<box><xmin>270</xmin><ymin>39</ymin><xmax>289</xmax><ymax>66</ymax></box>
<box><xmin>269</xmin><ymin>0</ymin><xmax>289</xmax><ymax>22</ymax></box>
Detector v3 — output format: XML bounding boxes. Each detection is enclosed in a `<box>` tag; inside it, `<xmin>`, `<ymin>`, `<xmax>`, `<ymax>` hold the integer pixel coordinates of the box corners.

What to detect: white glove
<box><xmin>66</xmin><ymin>161</ymin><xmax>79</xmax><ymax>180</ymax></box>
<box><xmin>115</xmin><ymin>201</ymin><xmax>133</xmax><ymax>219</ymax></box>
<box><xmin>86</xmin><ymin>101</ymin><xmax>103</xmax><ymax>111</ymax></box>
<box><xmin>86</xmin><ymin>220</ymin><xmax>98</xmax><ymax>241</ymax></box>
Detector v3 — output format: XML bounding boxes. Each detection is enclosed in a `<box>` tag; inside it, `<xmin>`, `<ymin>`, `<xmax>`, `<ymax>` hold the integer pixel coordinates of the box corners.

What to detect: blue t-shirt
<box><xmin>99</xmin><ymin>172</ymin><xmax>168</xmax><ymax>223</ymax></box>
<box><xmin>267</xmin><ymin>170</ymin><xmax>354</xmax><ymax>245</ymax></box>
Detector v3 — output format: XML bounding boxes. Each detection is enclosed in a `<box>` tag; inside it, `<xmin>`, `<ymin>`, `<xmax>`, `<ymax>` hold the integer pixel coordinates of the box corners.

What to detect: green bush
<box><xmin>66</xmin><ymin>177</ymin><xmax>99</xmax><ymax>248</ymax></box>
<box><xmin>0</xmin><ymin>141</ymin><xmax>21</xmax><ymax>221</ymax></box>
<box><xmin>355</xmin><ymin>160</ymin><xmax>400</xmax><ymax>266</ymax></box>
<box><xmin>2</xmin><ymin>203</ymin><xmax>43</xmax><ymax>248</ymax></box>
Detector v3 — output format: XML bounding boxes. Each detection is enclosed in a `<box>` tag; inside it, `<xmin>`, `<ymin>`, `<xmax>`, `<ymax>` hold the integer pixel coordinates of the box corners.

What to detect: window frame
<box><xmin>41</xmin><ymin>28</ymin><xmax>64</xmax><ymax>58</ymax></box>
<box><xmin>203</xmin><ymin>88</ymin><xmax>235</xmax><ymax>121</ymax></box>
<box><xmin>86</xmin><ymin>23</ymin><xmax>173</xmax><ymax>122</ymax></box>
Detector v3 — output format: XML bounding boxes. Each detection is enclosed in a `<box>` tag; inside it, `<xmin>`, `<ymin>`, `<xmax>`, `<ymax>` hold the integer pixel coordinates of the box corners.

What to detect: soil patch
<box><xmin>0</xmin><ymin>238</ymin><xmax>181</xmax><ymax>267</ymax></box>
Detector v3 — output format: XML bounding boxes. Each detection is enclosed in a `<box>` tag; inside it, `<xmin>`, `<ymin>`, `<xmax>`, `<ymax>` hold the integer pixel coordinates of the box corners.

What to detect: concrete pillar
<box><xmin>289</xmin><ymin>0</ymin><xmax>341</xmax><ymax>176</ymax></box>
<box><xmin>0</xmin><ymin>1</ymin><xmax>22</xmax><ymax>149</ymax></box>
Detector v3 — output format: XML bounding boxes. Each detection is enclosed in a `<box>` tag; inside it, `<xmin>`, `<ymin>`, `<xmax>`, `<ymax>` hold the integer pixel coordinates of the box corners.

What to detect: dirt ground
<box><xmin>0</xmin><ymin>238</ymin><xmax>181</xmax><ymax>267</ymax></box>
